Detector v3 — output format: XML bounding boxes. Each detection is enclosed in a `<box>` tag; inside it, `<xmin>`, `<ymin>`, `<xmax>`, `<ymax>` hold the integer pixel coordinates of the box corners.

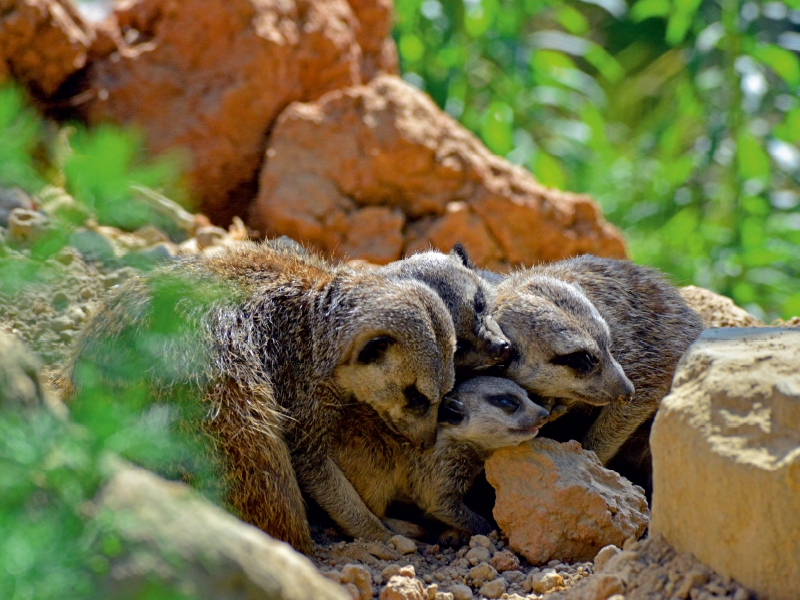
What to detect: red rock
<box><xmin>489</xmin><ymin>549</ymin><xmax>520</xmax><ymax>573</ymax></box>
<box><xmin>485</xmin><ymin>438</ymin><xmax>649</xmax><ymax>565</ymax></box>
<box><xmin>0</xmin><ymin>0</ymin><xmax>93</xmax><ymax>96</ymax></box>
<box><xmin>80</xmin><ymin>0</ymin><xmax>393</xmax><ymax>225</ymax></box>
<box><xmin>252</xmin><ymin>75</ymin><xmax>626</xmax><ymax>267</ymax></box>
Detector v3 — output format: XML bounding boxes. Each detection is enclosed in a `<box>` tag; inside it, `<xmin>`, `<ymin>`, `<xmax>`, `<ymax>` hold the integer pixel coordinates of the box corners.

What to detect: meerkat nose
<box><xmin>617</xmin><ymin>378</ymin><xmax>635</xmax><ymax>403</ymax></box>
<box><xmin>487</xmin><ymin>338</ymin><xmax>511</xmax><ymax>362</ymax></box>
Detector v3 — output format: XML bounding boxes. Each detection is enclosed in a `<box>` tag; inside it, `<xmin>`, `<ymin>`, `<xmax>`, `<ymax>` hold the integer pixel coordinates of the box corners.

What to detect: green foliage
<box><xmin>0</xmin><ymin>86</ymin><xmax>44</xmax><ymax>192</ymax></box>
<box><xmin>395</xmin><ymin>0</ymin><xmax>800</xmax><ymax>320</ymax></box>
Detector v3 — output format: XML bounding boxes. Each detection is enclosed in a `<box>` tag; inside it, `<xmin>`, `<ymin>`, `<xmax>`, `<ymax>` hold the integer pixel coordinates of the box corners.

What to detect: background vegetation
<box><xmin>394</xmin><ymin>0</ymin><xmax>800</xmax><ymax>320</ymax></box>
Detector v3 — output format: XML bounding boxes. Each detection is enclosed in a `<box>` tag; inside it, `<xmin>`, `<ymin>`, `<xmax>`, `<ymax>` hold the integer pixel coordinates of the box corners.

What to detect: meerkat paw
<box><xmin>438</xmin><ymin>528</ymin><xmax>470</xmax><ymax>548</ymax></box>
<box><xmin>548</xmin><ymin>402</ymin><xmax>570</xmax><ymax>422</ymax></box>
<box><xmin>383</xmin><ymin>518</ymin><xmax>427</xmax><ymax>540</ymax></box>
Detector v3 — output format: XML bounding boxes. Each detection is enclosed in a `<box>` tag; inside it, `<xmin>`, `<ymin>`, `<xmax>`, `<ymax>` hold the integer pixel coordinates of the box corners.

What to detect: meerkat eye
<box><xmin>487</xmin><ymin>394</ymin><xmax>521</xmax><ymax>414</ymax></box>
<box><xmin>357</xmin><ymin>336</ymin><xmax>395</xmax><ymax>364</ymax></box>
<box><xmin>474</xmin><ymin>291</ymin><xmax>486</xmax><ymax>314</ymax></box>
<box><xmin>550</xmin><ymin>350</ymin><xmax>599</xmax><ymax>375</ymax></box>
<box><xmin>438</xmin><ymin>398</ymin><xmax>467</xmax><ymax>425</ymax></box>
<box><xmin>404</xmin><ymin>385</ymin><xmax>432</xmax><ymax>416</ymax></box>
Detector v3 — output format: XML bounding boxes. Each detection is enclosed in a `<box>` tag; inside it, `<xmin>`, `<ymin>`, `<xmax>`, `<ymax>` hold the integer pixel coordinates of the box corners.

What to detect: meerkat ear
<box><xmin>450</xmin><ymin>244</ymin><xmax>475</xmax><ymax>270</ymax></box>
<box><xmin>356</xmin><ymin>335</ymin><xmax>396</xmax><ymax>365</ymax></box>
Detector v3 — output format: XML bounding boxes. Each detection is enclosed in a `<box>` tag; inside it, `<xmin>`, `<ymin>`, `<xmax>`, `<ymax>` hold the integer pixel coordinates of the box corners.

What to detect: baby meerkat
<box><xmin>379</xmin><ymin>246</ymin><xmax>511</xmax><ymax>373</ymax></box>
<box><xmin>334</xmin><ymin>376</ymin><xmax>549</xmax><ymax>542</ymax></box>
<box><xmin>489</xmin><ymin>255</ymin><xmax>703</xmax><ymax>492</ymax></box>
<box><xmin>56</xmin><ymin>242</ymin><xmax>456</xmax><ymax>552</ymax></box>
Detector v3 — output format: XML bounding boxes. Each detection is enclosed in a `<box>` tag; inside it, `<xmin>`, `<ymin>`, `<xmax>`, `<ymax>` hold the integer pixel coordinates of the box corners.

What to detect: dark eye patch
<box><xmin>487</xmin><ymin>394</ymin><xmax>521</xmax><ymax>414</ymax></box>
<box><xmin>404</xmin><ymin>384</ymin><xmax>432</xmax><ymax>416</ymax></box>
<box><xmin>474</xmin><ymin>290</ymin><xmax>486</xmax><ymax>314</ymax></box>
<box><xmin>550</xmin><ymin>350</ymin><xmax>599</xmax><ymax>375</ymax></box>
<box><xmin>357</xmin><ymin>336</ymin><xmax>395</xmax><ymax>364</ymax></box>
<box><xmin>439</xmin><ymin>398</ymin><xmax>467</xmax><ymax>425</ymax></box>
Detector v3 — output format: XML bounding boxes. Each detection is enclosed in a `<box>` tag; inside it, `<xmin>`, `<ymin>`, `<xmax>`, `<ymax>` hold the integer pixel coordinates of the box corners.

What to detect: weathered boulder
<box><xmin>650</xmin><ymin>327</ymin><xmax>800</xmax><ymax>600</ymax></box>
<box><xmin>0</xmin><ymin>0</ymin><xmax>93</xmax><ymax>96</ymax></box>
<box><xmin>94</xmin><ymin>464</ymin><xmax>349</xmax><ymax>600</ymax></box>
<box><xmin>252</xmin><ymin>75</ymin><xmax>627</xmax><ymax>268</ymax></box>
<box><xmin>485</xmin><ymin>438</ymin><xmax>649</xmax><ymax>565</ymax></box>
<box><xmin>679</xmin><ymin>285</ymin><xmax>763</xmax><ymax>328</ymax></box>
<box><xmin>81</xmin><ymin>0</ymin><xmax>394</xmax><ymax>225</ymax></box>
<box><xmin>345</xmin><ymin>0</ymin><xmax>397</xmax><ymax>80</ymax></box>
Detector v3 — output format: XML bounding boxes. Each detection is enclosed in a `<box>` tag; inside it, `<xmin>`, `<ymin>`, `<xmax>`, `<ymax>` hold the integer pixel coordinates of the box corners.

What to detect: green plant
<box><xmin>394</xmin><ymin>0</ymin><xmax>800</xmax><ymax>320</ymax></box>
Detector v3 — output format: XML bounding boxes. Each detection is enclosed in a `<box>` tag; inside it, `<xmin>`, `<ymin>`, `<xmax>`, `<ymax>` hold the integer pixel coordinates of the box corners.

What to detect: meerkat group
<box><xmin>55</xmin><ymin>239</ymin><xmax>702</xmax><ymax>553</ymax></box>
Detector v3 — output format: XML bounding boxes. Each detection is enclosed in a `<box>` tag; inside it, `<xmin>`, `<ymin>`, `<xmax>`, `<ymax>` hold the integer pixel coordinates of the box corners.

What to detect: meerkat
<box><xmin>379</xmin><ymin>245</ymin><xmax>511</xmax><ymax>373</ymax></box>
<box><xmin>333</xmin><ymin>376</ymin><xmax>549</xmax><ymax>543</ymax></box>
<box><xmin>488</xmin><ymin>255</ymin><xmax>703</xmax><ymax>492</ymax></box>
<box><xmin>55</xmin><ymin>241</ymin><xmax>456</xmax><ymax>553</ymax></box>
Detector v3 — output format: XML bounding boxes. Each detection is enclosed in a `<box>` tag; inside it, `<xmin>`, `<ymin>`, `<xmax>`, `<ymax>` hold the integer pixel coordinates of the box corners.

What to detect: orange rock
<box><xmin>80</xmin><ymin>0</ymin><xmax>393</xmax><ymax>225</ymax></box>
<box><xmin>345</xmin><ymin>0</ymin><xmax>397</xmax><ymax>79</ymax></box>
<box><xmin>252</xmin><ymin>75</ymin><xmax>626</xmax><ymax>267</ymax></box>
<box><xmin>379</xmin><ymin>575</ymin><xmax>425</xmax><ymax>600</ymax></box>
<box><xmin>0</xmin><ymin>0</ymin><xmax>93</xmax><ymax>96</ymax></box>
<box><xmin>485</xmin><ymin>438</ymin><xmax>649</xmax><ymax>565</ymax></box>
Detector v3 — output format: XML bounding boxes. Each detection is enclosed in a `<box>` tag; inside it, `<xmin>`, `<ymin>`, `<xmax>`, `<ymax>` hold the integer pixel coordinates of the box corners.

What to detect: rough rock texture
<box><xmin>95</xmin><ymin>465</ymin><xmax>349</xmax><ymax>600</ymax></box>
<box><xmin>550</xmin><ymin>535</ymin><xmax>755</xmax><ymax>600</ymax></box>
<box><xmin>679</xmin><ymin>285</ymin><xmax>763</xmax><ymax>328</ymax></box>
<box><xmin>345</xmin><ymin>0</ymin><xmax>397</xmax><ymax>80</ymax></box>
<box><xmin>650</xmin><ymin>327</ymin><xmax>800</xmax><ymax>600</ymax></box>
<box><xmin>252</xmin><ymin>75</ymin><xmax>627</xmax><ymax>268</ymax></box>
<box><xmin>0</xmin><ymin>0</ymin><xmax>93</xmax><ymax>96</ymax></box>
<box><xmin>485</xmin><ymin>439</ymin><xmax>649</xmax><ymax>565</ymax></box>
<box><xmin>81</xmin><ymin>0</ymin><xmax>394</xmax><ymax>225</ymax></box>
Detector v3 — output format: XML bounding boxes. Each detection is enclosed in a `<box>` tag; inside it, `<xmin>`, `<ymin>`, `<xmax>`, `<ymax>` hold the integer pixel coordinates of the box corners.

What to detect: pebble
<box><xmin>195</xmin><ymin>225</ymin><xmax>229</xmax><ymax>249</ymax></box>
<box><xmin>489</xmin><ymin>549</ymin><xmax>519</xmax><ymax>573</ymax></box>
<box><xmin>465</xmin><ymin>546</ymin><xmax>491</xmax><ymax>566</ymax></box>
<box><xmin>7</xmin><ymin>208</ymin><xmax>49</xmax><ymax>243</ymax></box>
<box><xmin>478</xmin><ymin>577</ymin><xmax>507</xmax><ymax>599</ymax></box>
<box><xmin>467</xmin><ymin>562</ymin><xmax>497</xmax><ymax>586</ymax></box>
<box><xmin>525</xmin><ymin>569</ymin><xmax>563</xmax><ymax>594</ymax></box>
<box><xmin>447</xmin><ymin>584</ymin><xmax>472</xmax><ymax>600</ymax></box>
<box><xmin>469</xmin><ymin>535</ymin><xmax>493</xmax><ymax>550</ymax></box>
<box><xmin>0</xmin><ymin>187</ymin><xmax>34</xmax><ymax>227</ymax></box>
<box><xmin>503</xmin><ymin>570</ymin><xmax>525</xmax><ymax>584</ymax></box>
<box><xmin>594</xmin><ymin>544</ymin><xmax>621</xmax><ymax>571</ymax></box>
<box><xmin>380</xmin><ymin>574</ymin><xmax>425</xmax><ymax>600</ymax></box>
<box><xmin>342</xmin><ymin>564</ymin><xmax>373</xmax><ymax>600</ymax></box>
<box><xmin>389</xmin><ymin>536</ymin><xmax>418</xmax><ymax>555</ymax></box>
<box><xmin>382</xmin><ymin>565</ymin><xmax>402</xmax><ymax>581</ymax></box>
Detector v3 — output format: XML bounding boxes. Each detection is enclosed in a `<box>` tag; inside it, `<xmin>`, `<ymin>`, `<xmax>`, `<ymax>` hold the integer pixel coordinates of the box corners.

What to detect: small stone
<box><xmin>469</xmin><ymin>535</ymin><xmax>493</xmax><ymax>549</ymax></box>
<box><xmin>579</xmin><ymin>574</ymin><xmax>625</xmax><ymax>600</ymax></box>
<box><xmin>467</xmin><ymin>562</ymin><xmax>497</xmax><ymax>586</ymax></box>
<box><xmin>135</xmin><ymin>225</ymin><xmax>170</xmax><ymax>246</ymax></box>
<box><xmin>380</xmin><ymin>575</ymin><xmax>426</xmax><ymax>600</ymax></box>
<box><xmin>433</xmin><ymin>593</ymin><xmax>454</xmax><ymax>600</ymax></box>
<box><xmin>49</xmin><ymin>315</ymin><xmax>74</xmax><ymax>333</ymax></box>
<box><xmin>503</xmin><ymin>571</ymin><xmax>525</xmax><ymax>584</ymax></box>
<box><xmin>195</xmin><ymin>225</ymin><xmax>229</xmax><ymax>249</ymax></box>
<box><xmin>607</xmin><ymin>595</ymin><xmax>625</xmax><ymax>600</ymax></box>
<box><xmin>382</xmin><ymin>565</ymin><xmax>402</xmax><ymax>581</ymax></box>
<box><xmin>389</xmin><ymin>535</ymin><xmax>418</xmax><ymax>555</ymax></box>
<box><xmin>423</xmin><ymin>575</ymin><xmax>433</xmax><ymax>584</ymax></box>
<box><xmin>0</xmin><ymin>188</ymin><xmax>34</xmax><ymax>227</ymax></box>
<box><xmin>465</xmin><ymin>546</ymin><xmax>491</xmax><ymax>566</ymax></box>
<box><xmin>478</xmin><ymin>577</ymin><xmax>507</xmax><ymax>599</ymax></box>
<box><xmin>674</xmin><ymin>571</ymin><xmax>710</xmax><ymax>599</ymax></box>
<box><xmin>51</xmin><ymin>292</ymin><xmax>70</xmax><ymax>311</ymax></box>
<box><xmin>398</xmin><ymin>566</ymin><xmax>416</xmax><ymax>578</ymax></box>
<box><xmin>489</xmin><ymin>550</ymin><xmax>520</xmax><ymax>573</ymax></box>
<box><xmin>448</xmin><ymin>584</ymin><xmax>473</xmax><ymax>600</ymax></box>
<box><xmin>343</xmin><ymin>582</ymin><xmax>361</xmax><ymax>600</ymax></box>
<box><xmin>363</xmin><ymin>541</ymin><xmax>400</xmax><ymax>561</ymax></box>
<box><xmin>8</xmin><ymin>208</ymin><xmax>49</xmax><ymax>243</ymax></box>
<box><xmin>103</xmin><ymin>267</ymin><xmax>138</xmax><ymax>289</ymax></box>
<box><xmin>342</xmin><ymin>564</ymin><xmax>373</xmax><ymax>600</ymax></box>
<box><xmin>524</xmin><ymin>569</ymin><xmax>563</xmax><ymax>594</ymax></box>
<box><xmin>594</xmin><ymin>545</ymin><xmax>621</xmax><ymax>571</ymax></box>
<box><xmin>322</xmin><ymin>570</ymin><xmax>342</xmax><ymax>584</ymax></box>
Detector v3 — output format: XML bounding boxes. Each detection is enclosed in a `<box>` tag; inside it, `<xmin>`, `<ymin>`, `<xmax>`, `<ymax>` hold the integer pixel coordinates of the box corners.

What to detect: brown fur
<box><xmin>55</xmin><ymin>242</ymin><xmax>456</xmax><ymax>552</ymax></box>
<box><xmin>490</xmin><ymin>256</ymin><xmax>703</xmax><ymax>491</ymax></box>
<box><xmin>333</xmin><ymin>376</ymin><xmax>548</xmax><ymax>543</ymax></box>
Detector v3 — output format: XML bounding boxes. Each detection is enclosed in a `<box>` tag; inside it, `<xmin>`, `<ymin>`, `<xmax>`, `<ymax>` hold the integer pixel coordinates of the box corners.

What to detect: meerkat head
<box><xmin>492</xmin><ymin>275</ymin><xmax>635</xmax><ymax>407</ymax></box>
<box><xmin>381</xmin><ymin>247</ymin><xmax>511</xmax><ymax>373</ymax></box>
<box><xmin>437</xmin><ymin>376</ymin><xmax>549</xmax><ymax>450</ymax></box>
<box><xmin>333</xmin><ymin>278</ymin><xmax>456</xmax><ymax>449</ymax></box>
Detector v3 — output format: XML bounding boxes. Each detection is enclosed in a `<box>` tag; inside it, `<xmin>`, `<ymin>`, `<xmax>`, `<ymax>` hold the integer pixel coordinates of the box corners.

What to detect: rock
<box><xmin>388</xmin><ymin>535</ymin><xmax>417</xmax><ymax>555</ymax></box>
<box><xmin>0</xmin><ymin>0</ymin><xmax>93</xmax><ymax>96</ymax></box>
<box><xmin>0</xmin><ymin>188</ymin><xmax>34</xmax><ymax>227</ymax></box>
<box><xmin>195</xmin><ymin>225</ymin><xmax>229</xmax><ymax>250</ymax></box>
<box><xmin>679</xmin><ymin>285</ymin><xmax>763</xmax><ymax>328</ymax></box>
<box><xmin>468</xmin><ymin>535</ymin><xmax>493</xmax><ymax>550</ymax></box>
<box><xmin>467</xmin><ymin>562</ymin><xmax>496</xmax><ymax>587</ymax></box>
<box><xmin>489</xmin><ymin>549</ymin><xmax>519</xmax><ymax>573</ymax></box>
<box><xmin>382</xmin><ymin>565</ymin><xmax>402</xmax><ymax>581</ymax></box>
<box><xmin>341</xmin><ymin>564</ymin><xmax>373</xmax><ymax>600</ymax></box>
<box><xmin>94</xmin><ymin>464</ymin><xmax>349</xmax><ymax>600</ymax></box>
<box><xmin>575</xmin><ymin>574</ymin><xmax>625</xmax><ymax>600</ymax></box>
<box><xmin>345</xmin><ymin>0</ymin><xmax>396</xmax><ymax>80</ymax></box>
<box><xmin>478</xmin><ymin>578</ymin><xmax>507</xmax><ymax>599</ymax></box>
<box><xmin>524</xmin><ymin>569</ymin><xmax>563</xmax><ymax>594</ymax></box>
<box><xmin>379</xmin><ymin>575</ymin><xmax>425</xmax><ymax>600</ymax></box>
<box><xmin>650</xmin><ymin>327</ymin><xmax>800</xmax><ymax>600</ymax></box>
<box><xmin>81</xmin><ymin>0</ymin><xmax>393</xmax><ymax>226</ymax></box>
<box><xmin>447</xmin><ymin>584</ymin><xmax>472</xmax><ymax>600</ymax></box>
<box><xmin>252</xmin><ymin>75</ymin><xmax>626</xmax><ymax>267</ymax></box>
<box><xmin>593</xmin><ymin>545</ymin><xmax>621</xmax><ymax>571</ymax></box>
<box><xmin>464</xmin><ymin>546</ymin><xmax>490</xmax><ymax>566</ymax></box>
<box><xmin>486</xmin><ymin>438</ymin><xmax>649</xmax><ymax>564</ymax></box>
<box><xmin>7</xmin><ymin>208</ymin><xmax>49</xmax><ymax>243</ymax></box>
<box><xmin>0</xmin><ymin>330</ymin><xmax>53</xmax><ymax>411</ymax></box>
<box><xmin>485</xmin><ymin>438</ymin><xmax>649</xmax><ymax>565</ymax></box>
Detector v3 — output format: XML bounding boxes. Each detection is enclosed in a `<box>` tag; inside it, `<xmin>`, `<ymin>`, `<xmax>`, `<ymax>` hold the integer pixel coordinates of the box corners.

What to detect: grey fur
<box><xmin>56</xmin><ymin>241</ymin><xmax>456</xmax><ymax>552</ymax></box>
<box><xmin>380</xmin><ymin>249</ymin><xmax>511</xmax><ymax>372</ymax></box>
<box><xmin>334</xmin><ymin>376</ymin><xmax>548</xmax><ymax>542</ymax></box>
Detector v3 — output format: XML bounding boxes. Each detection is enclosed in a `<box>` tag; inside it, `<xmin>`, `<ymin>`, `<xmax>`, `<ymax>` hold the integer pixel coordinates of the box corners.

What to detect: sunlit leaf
<box><xmin>630</xmin><ymin>0</ymin><xmax>670</xmax><ymax>22</ymax></box>
<box><xmin>736</xmin><ymin>133</ymin><xmax>771</xmax><ymax>181</ymax></box>
<box><xmin>752</xmin><ymin>45</ymin><xmax>800</xmax><ymax>87</ymax></box>
<box><xmin>532</xmin><ymin>151</ymin><xmax>566</xmax><ymax>189</ymax></box>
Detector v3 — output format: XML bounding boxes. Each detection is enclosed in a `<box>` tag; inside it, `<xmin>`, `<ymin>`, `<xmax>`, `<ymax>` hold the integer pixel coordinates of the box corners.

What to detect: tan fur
<box><xmin>55</xmin><ymin>242</ymin><xmax>456</xmax><ymax>552</ymax></box>
<box><xmin>333</xmin><ymin>376</ymin><xmax>548</xmax><ymax>542</ymax></box>
<box><xmin>489</xmin><ymin>256</ymin><xmax>703</xmax><ymax>489</ymax></box>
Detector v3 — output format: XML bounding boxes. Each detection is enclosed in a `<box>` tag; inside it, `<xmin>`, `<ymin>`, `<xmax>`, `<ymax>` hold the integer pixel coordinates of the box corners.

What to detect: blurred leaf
<box><xmin>557</xmin><ymin>5</ymin><xmax>589</xmax><ymax>34</ymax></box>
<box><xmin>481</xmin><ymin>101</ymin><xmax>514</xmax><ymax>154</ymax></box>
<box><xmin>0</xmin><ymin>85</ymin><xmax>43</xmax><ymax>192</ymax></box>
<box><xmin>630</xmin><ymin>0</ymin><xmax>670</xmax><ymax>22</ymax></box>
<box><xmin>783</xmin><ymin>292</ymin><xmax>800</xmax><ymax>319</ymax></box>
<box><xmin>752</xmin><ymin>45</ymin><xmax>800</xmax><ymax>88</ymax></box>
<box><xmin>666</xmin><ymin>0</ymin><xmax>702</xmax><ymax>46</ymax></box>
<box><xmin>773</xmin><ymin>107</ymin><xmax>800</xmax><ymax>143</ymax></box>
<box><xmin>736</xmin><ymin>133</ymin><xmax>771</xmax><ymax>181</ymax></box>
<box><xmin>532</xmin><ymin>151</ymin><xmax>566</xmax><ymax>189</ymax></box>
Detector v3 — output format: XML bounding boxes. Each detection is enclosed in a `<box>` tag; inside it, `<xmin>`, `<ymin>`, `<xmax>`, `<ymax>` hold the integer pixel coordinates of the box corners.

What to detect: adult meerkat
<box><xmin>489</xmin><ymin>255</ymin><xmax>703</xmax><ymax>491</ymax></box>
<box><xmin>334</xmin><ymin>376</ymin><xmax>549</xmax><ymax>543</ymax></box>
<box><xmin>379</xmin><ymin>246</ymin><xmax>511</xmax><ymax>373</ymax></box>
<box><xmin>56</xmin><ymin>242</ymin><xmax>456</xmax><ymax>553</ymax></box>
